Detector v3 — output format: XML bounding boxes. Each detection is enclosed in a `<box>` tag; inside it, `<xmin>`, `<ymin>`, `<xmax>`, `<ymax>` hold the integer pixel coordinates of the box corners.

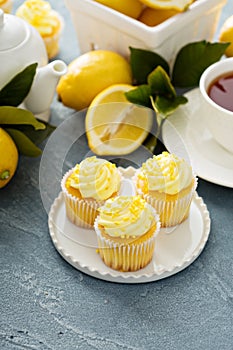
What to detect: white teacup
<box><xmin>199</xmin><ymin>58</ymin><xmax>233</xmax><ymax>153</ymax></box>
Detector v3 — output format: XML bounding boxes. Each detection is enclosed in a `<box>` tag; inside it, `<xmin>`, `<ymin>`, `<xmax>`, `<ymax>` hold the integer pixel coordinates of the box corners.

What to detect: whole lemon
<box><xmin>94</xmin><ymin>0</ymin><xmax>143</xmax><ymax>19</ymax></box>
<box><xmin>138</xmin><ymin>0</ymin><xmax>193</xmax><ymax>11</ymax></box>
<box><xmin>56</xmin><ymin>50</ymin><xmax>133</xmax><ymax>110</ymax></box>
<box><xmin>0</xmin><ymin>128</ymin><xmax>18</xmax><ymax>189</ymax></box>
<box><xmin>219</xmin><ymin>15</ymin><xmax>233</xmax><ymax>57</ymax></box>
<box><xmin>139</xmin><ymin>7</ymin><xmax>180</xmax><ymax>26</ymax></box>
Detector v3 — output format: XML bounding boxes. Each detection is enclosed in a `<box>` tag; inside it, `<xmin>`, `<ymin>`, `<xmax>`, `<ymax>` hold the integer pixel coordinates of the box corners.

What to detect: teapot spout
<box><xmin>24</xmin><ymin>60</ymin><xmax>67</xmax><ymax>117</ymax></box>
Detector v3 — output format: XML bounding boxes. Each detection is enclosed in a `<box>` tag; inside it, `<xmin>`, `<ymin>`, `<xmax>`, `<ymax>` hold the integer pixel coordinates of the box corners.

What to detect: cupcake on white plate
<box><xmin>16</xmin><ymin>0</ymin><xmax>64</xmax><ymax>59</ymax></box>
<box><xmin>94</xmin><ymin>195</ymin><xmax>161</xmax><ymax>272</ymax></box>
<box><xmin>61</xmin><ymin>156</ymin><xmax>122</xmax><ymax>228</ymax></box>
<box><xmin>134</xmin><ymin>152</ymin><xmax>197</xmax><ymax>227</ymax></box>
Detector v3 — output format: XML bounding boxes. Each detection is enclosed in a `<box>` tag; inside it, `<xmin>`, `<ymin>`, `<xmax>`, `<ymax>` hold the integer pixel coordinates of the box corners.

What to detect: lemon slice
<box><xmin>138</xmin><ymin>0</ymin><xmax>194</xmax><ymax>11</ymax></box>
<box><xmin>85</xmin><ymin>84</ymin><xmax>154</xmax><ymax>155</ymax></box>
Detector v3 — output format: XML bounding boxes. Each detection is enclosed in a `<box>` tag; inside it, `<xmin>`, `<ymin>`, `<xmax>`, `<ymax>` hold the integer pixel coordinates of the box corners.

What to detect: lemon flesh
<box><xmin>0</xmin><ymin>128</ymin><xmax>18</xmax><ymax>188</ymax></box>
<box><xmin>85</xmin><ymin>84</ymin><xmax>154</xmax><ymax>155</ymax></box>
<box><xmin>95</xmin><ymin>0</ymin><xmax>143</xmax><ymax>19</ymax></box>
<box><xmin>56</xmin><ymin>50</ymin><xmax>132</xmax><ymax>111</ymax></box>
<box><xmin>138</xmin><ymin>0</ymin><xmax>194</xmax><ymax>11</ymax></box>
<box><xmin>219</xmin><ymin>15</ymin><xmax>233</xmax><ymax>57</ymax></box>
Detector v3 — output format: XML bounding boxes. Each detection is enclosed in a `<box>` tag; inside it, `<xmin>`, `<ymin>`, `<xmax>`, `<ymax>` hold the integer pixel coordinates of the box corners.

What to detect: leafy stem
<box><xmin>0</xmin><ymin>64</ymin><xmax>56</xmax><ymax>157</ymax></box>
<box><xmin>125</xmin><ymin>41</ymin><xmax>230</xmax><ymax>153</ymax></box>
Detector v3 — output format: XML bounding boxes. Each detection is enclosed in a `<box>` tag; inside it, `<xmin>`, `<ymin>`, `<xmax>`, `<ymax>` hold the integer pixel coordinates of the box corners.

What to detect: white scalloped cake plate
<box><xmin>48</xmin><ymin>167</ymin><xmax>211</xmax><ymax>283</ymax></box>
<box><xmin>162</xmin><ymin>88</ymin><xmax>233</xmax><ymax>188</ymax></box>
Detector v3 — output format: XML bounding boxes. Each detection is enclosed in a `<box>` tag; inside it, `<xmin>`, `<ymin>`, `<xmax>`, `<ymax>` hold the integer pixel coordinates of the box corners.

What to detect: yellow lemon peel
<box><xmin>138</xmin><ymin>0</ymin><xmax>194</xmax><ymax>11</ymax></box>
<box><xmin>219</xmin><ymin>15</ymin><xmax>233</xmax><ymax>57</ymax></box>
<box><xmin>95</xmin><ymin>0</ymin><xmax>143</xmax><ymax>19</ymax></box>
<box><xmin>0</xmin><ymin>128</ymin><xmax>18</xmax><ymax>188</ymax></box>
<box><xmin>57</xmin><ymin>50</ymin><xmax>132</xmax><ymax>110</ymax></box>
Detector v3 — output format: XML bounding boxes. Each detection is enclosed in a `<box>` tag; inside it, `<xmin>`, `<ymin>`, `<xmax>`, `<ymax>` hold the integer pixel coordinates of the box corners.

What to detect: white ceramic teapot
<box><xmin>0</xmin><ymin>9</ymin><xmax>67</xmax><ymax>121</ymax></box>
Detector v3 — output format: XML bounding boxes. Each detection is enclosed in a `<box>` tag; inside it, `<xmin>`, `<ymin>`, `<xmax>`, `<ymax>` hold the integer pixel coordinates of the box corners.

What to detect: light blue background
<box><xmin>1</xmin><ymin>1</ymin><xmax>233</xmax><ymax>349</ymax></box>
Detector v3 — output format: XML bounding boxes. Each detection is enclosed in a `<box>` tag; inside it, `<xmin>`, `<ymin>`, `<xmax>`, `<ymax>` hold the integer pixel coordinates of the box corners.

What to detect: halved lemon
<box><xmin>138</xmin><ymin>0</ymin><xmax>194</xmax><ymax>11</ymax></box>
<box><xmin>85</xmin><ymin>84</ymin><xmax>154</xmax><ymax>155</ymax></box>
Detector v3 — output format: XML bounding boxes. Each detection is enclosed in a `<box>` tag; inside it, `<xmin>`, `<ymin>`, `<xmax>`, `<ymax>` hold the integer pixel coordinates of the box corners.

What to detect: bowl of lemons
<box><xmin>65</xmin><ymin>0</ymin><xmax>227</xmax><ymax>63</ymax></box>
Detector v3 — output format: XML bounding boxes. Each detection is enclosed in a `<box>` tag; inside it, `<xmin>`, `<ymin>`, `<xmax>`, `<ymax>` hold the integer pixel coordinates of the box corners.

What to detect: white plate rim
<box><xmin>48</xmin><ymin>167</ymin><xmax>211</xmax><ymax>284</ymax></box>
<box><xmin>162</xmin><ymin>88</ymin><xmax>233</xmax><ymax>188</ymax></box>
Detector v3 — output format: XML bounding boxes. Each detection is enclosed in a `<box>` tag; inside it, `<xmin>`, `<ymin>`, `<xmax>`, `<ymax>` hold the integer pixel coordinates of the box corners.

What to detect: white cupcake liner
<box><xmin>94</xmin><ymin>206</ymin><xmax>161</xmax><ymax>272</ymax></box>
<box><xmin>61</xmin><ymin>169</ymin><xmax>105</xmax><ymax>228</ymax></box>
<box><xmin>42</xmin><ymin>12</ymin><xmax>64</xmax><ymax>59</ymax></box>
<box><xmin>136</xmin><ymin>177</ymin><xmax>198</xmax><ymax>227</ymax></box>
<box><xmin>61</xmin><ymin>167</ymin><xmax>122</xmax><ymax>228</ymax></box>
<box><xmin>43</xmin><ymin>30</ymin><xmax>61</xmax><ymax>59</ymax></box>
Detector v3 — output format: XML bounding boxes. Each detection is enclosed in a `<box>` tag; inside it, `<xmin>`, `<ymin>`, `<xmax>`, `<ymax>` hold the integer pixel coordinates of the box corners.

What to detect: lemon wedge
<box><xmin>85</xmin><ymin>84</ymin><xmax>154</xmax><ymax>155</ymax></box>
<box><xmin>138</xmin><ymin>0</ymin><xmax>194</xmax><ymax>11</ymax></box>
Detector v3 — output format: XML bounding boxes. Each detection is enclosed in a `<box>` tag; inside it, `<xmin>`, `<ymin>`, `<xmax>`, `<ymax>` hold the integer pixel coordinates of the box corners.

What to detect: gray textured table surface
<box><xmin>1</xmin><ymin>1</ymin><xmax>233</xmax><ymax>349</ymax></box>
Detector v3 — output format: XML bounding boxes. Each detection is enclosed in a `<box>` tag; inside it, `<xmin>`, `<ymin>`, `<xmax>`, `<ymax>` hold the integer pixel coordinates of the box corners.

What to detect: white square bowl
<box><xmin>65</xmin><ymin>0</ymin><xmax>227</xmax><ymax>64</ymax></box>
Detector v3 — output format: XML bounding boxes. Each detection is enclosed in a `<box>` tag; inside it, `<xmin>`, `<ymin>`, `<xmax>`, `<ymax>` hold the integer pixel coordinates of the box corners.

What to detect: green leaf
<box><xmin>0</xmin><ymin>106</ymin><xmax>45</xmax><ymax>130</ymax></box>
<box><xmin>172</xmin><ymin>41</ymin><xmax>230</xmax><ymax>87</ymax></box>
<box><xmin>0</xmin><ymin>63</ymin><xmax>38</xmax><ymax>107</ymax></box>
<box><xmin>148</xmin><ymin>66</ymin><xmax>176</xmax><ymax>98</ymax></box>
<box><xmin>125</xmin><ymin>85</ymin><xmax>152</xmax><ymax>108</ymax></box>
<box><xmin>152</xmin><ymin>95</ymin><xmax>188</xmax><ymax>117</ymax></box>
<box><xmin>143</xmin><ymin>133</ymin><xmax>157</xmax><ymax>153</ymax></box>
<box><xmin>13</xmin><ymin>122</ymin><xmax>56</xmax><ymax>145</ymax></box>
<box><xmin>6</xmin><ymin>128</ymin><xmax>42</xmax><ymax>157</ymax></box>
<box><xmin>129</xmin><ymin>47</ymin><xmax>170</xmax><ymax>85</ymax></box>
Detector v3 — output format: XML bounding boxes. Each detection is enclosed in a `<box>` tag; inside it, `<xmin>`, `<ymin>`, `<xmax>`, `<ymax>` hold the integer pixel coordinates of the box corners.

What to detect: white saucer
<box><xmin>48</xmin><ymin>167</ymin><xmax>211</xmax><ymax>284</ymax></box>
<box><xmin>162</xmin><ymin>88</ymin><xmax>233</xmax><ymax>188</ymax></box>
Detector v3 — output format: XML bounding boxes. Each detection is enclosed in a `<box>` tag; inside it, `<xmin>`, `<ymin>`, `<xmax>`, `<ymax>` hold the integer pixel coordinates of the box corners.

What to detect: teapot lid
<box><xmin>0</xmin><ymin>9</ymin><xmax>29</xmax><ymax>51</ymax></box>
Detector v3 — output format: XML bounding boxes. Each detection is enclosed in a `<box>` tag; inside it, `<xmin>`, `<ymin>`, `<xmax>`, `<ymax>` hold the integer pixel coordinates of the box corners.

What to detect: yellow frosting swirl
<box><xmin>16</xmin><ymin>0</ymin><xmax>61</xmax><ymax>37</ymax></box>
<box><xmin>69</xmin><ymin>156</ymin><xmax>121</xmax><ymax>200</ymax></box>
<box><xmin>97</xmin><ymin>196</ymin><xmax>155</xmax><ymax>238</ymax></box>
<box><xmin>138</xmin><ymin>152</ymin><xmax>193</xmax><ymax>195</ymax></box>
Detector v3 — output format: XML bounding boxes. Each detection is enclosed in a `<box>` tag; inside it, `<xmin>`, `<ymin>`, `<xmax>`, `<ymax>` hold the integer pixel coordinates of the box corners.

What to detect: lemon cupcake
<box><xmin>134</xmin><ymin>152</ymin><xmax>197</xmax><ymax>227</ymax></box>
<box><xmin>94</xmin><ymin>196</ymin><xmax>161</xmax><ymax>272</ymax></box>
<box><xmin>61</xmin><ymin>156</ymin><xmax>121</xmax><ymax>228</ymax></box>
<box><xmin>0</xmin><ymin>0</ymin><xmax>13</xmax><ymax>13</ymax></box>
<box><xmin>16</xmin><ymin>0</ymin><xmax>63</xmax><ymax>59</ymax></box>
